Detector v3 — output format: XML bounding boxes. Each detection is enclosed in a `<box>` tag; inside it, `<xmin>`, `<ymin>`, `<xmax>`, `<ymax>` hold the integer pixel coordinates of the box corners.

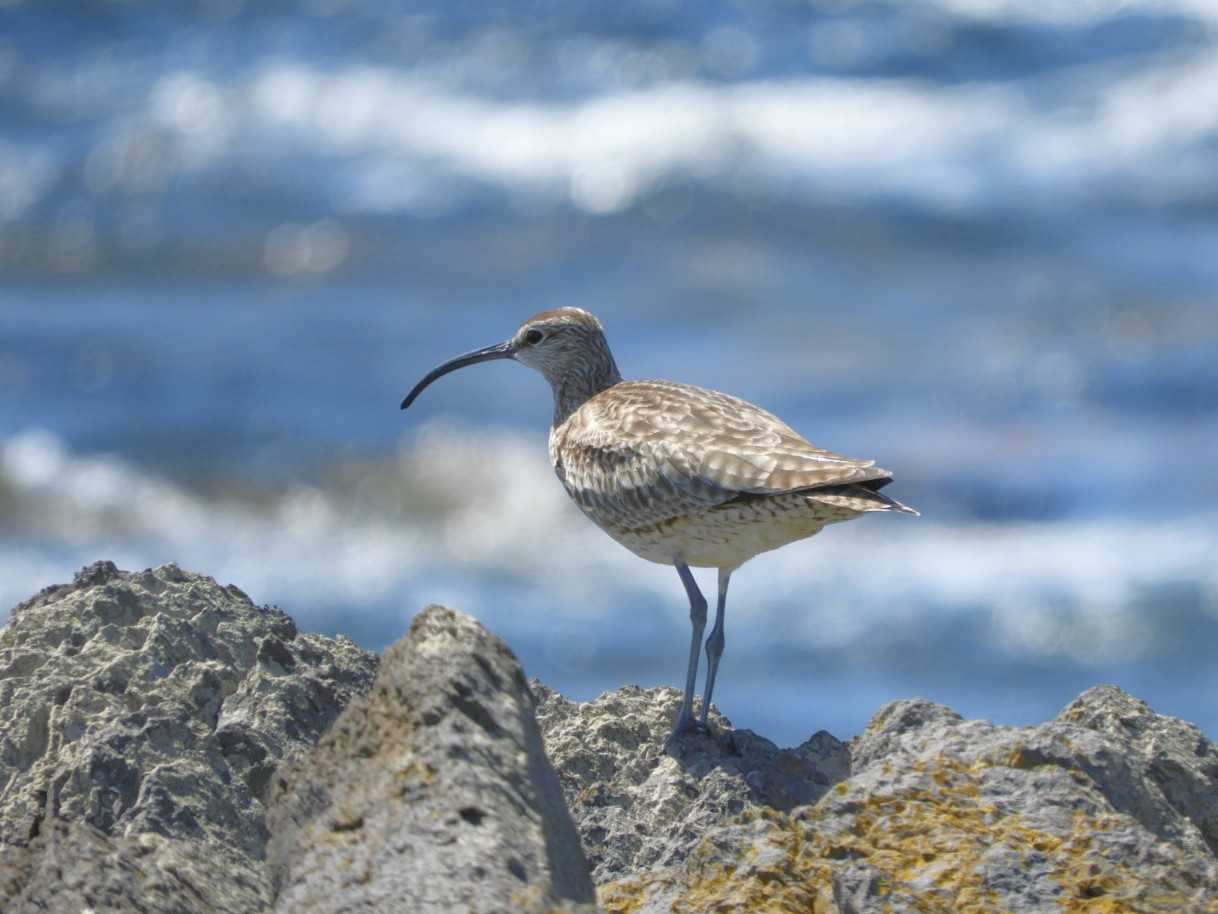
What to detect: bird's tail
<box><xmin>806</xmin><ymin>483</ymin><xmax>920</xmax><ymax>517</ymax></box>
<box><xmin>867</xmin><ymin>488</ymin><xmax>919</xmax><ymax>516</ymax></box>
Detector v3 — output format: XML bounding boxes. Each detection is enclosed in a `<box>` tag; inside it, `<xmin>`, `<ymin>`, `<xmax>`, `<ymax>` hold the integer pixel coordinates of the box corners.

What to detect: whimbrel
<box><xmin>401</xmin><ymin>308</ymin><xmax>915</xmax><ymax>738</ymax></box>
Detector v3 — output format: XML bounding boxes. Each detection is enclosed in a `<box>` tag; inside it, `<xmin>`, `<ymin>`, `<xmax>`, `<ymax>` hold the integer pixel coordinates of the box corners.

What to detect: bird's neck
<box><xmin>550</xmin><ymin>347</ymin><xmax>622</xmax><ymax>426</ymax></box>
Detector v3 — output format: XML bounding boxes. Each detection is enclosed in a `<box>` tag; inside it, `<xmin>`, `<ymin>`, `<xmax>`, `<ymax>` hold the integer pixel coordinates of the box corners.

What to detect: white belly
<box><xmin>588</xmin><ymin>492</ymin><xmax>865</xmax><ymax>570</ymax></box>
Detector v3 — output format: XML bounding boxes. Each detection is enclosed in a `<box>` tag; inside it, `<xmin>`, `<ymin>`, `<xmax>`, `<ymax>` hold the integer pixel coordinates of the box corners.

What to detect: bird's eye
<box><xmin>524</xmin><ymin>329</ymin><xmax>544</xmax><ymax>345</ymax></box>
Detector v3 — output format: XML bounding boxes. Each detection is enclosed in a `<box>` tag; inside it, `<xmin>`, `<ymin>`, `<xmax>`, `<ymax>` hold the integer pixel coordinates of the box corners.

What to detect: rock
<box><xmin>1057</xmin><ymin>684</ymin><xmax>1218</xmax><ymax>856</ymax></box>
<box><xmin>0</xmin><ymin>561</ymin><xmax>378</xmax><ymax>914</ymax></box>
<box><xmin>267</xmin><ymin>604</ymin><xmax>598</xmax><ymax>914</ymax></box>
<box><xmin>5</xmin><ymin>563</ymin><xmax>1216</xmax><ymax>912</ymax></box>
<box><xmin>533</xmin><ymin>681</ymin><xmax>850</xmax><ymax>885</ymax></box>
<box><xmin>591</xmin><ymin>685</ymin><xmax>1218</xmax><ymax>912</ymax></box>
<box><xmin>0</xmin><ymin>819</ymin><xmax>266</xmax><ymax>914</ymax></box>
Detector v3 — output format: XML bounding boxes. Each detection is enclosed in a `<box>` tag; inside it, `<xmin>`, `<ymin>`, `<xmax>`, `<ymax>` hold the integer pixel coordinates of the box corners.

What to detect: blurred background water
<box><xmin>2</xmin><ymin>0</ymin><xmax>1217</xmax><ymax>745</ymax></box>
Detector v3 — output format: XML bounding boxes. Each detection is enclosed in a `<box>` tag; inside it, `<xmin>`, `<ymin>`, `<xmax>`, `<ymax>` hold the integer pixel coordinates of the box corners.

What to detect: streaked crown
<box><xmin>511</xmin><ymin>307</ymin><xmax>621</xmax><ymax>422</ymax></box>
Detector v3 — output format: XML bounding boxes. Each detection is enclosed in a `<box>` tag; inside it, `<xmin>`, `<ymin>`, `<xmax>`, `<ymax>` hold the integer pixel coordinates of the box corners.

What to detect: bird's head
<box><xmin>507</xmin><ymin>307</ymin><xmax>611</xmax><ymax>386</ymax></box>
<box><xmin>400</xmin><ymin>307</ymin><xmax>620</xmax><ymax>412</ymax></box>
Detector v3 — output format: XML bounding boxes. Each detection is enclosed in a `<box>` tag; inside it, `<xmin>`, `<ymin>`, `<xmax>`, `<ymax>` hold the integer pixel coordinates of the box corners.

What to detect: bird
<box><xmin>400</xmin><ymin>307</ymin><xmax>916</xmax><ymax>739</ymax></box>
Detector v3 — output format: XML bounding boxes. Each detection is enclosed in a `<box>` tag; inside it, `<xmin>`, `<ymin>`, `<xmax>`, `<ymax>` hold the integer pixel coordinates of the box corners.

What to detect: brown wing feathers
<box><xmin>554</xmin><ymin>379</ymin><xmax>905</xmax><ymax>528</ymax></box>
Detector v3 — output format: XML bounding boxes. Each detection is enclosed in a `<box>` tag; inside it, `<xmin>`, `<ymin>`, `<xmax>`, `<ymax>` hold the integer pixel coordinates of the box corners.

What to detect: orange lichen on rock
<box><xmin>600</xmin><ymin>752</ymin><xmax>1218</xmax><ymax>914</ymax></box>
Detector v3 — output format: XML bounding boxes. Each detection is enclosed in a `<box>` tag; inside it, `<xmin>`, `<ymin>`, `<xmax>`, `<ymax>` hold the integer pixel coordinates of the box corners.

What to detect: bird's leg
<box><xmin>699</xmin><ymin>568</ymin><xmax>731</xmax><ymax>726</ymax></box>
<box><xmin>671</xmin><ymin>559</ymin><xmax>707</xmax><ymax>736</ymax></box>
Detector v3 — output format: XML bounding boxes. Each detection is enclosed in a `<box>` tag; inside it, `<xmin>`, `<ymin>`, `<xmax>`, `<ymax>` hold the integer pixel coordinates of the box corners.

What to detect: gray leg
<box><xmin>671</xmin><ymin>559</ymin><xmax>707</xmax><ymax>736</ymax></box>
<box><xmin>699</xmin><ymin>568</ymin><xmax>731</xmax><ymax>725</ymax></box>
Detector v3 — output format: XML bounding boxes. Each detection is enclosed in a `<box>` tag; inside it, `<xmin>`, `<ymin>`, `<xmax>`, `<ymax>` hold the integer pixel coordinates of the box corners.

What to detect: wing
<box><xmin>551</xmin><ymin>380</ymin><xmax>891</xmax><ymax>530</ymax></box>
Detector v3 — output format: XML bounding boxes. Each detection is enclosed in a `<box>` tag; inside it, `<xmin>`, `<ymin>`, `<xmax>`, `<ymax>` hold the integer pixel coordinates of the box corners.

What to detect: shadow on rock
<box><xmin>533</xmin><ymin>681</ymin><xmax>851</xmax><ymax>885</ymax></box>
<box><xmin>268</xmin><ymin>604</ymin><xmax>598</xmax><ymax>914</ymax></box>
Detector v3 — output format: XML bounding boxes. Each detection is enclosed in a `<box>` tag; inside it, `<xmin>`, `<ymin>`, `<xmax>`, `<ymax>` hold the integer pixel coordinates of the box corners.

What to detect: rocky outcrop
<box><xmin>533</xmin><ymin>682</ymin><xmax>849</xmax><ymax>885</ymax></box>
<box><xmin>0</xmin><ymin>561</ymin><xmax>378</xmax><ymax>914</ymax></box>
<box><xmin>584</xmin><ymin>686</ymin><xmax>1218</xmax><ymax>913</ymax></box>
<box><xmin>267</xmin><ymin>604</ymin><xmax>598</xmax><ymax>913</ymax></box>
<box><xmin>2</xmin><ymin>563</ymin><xmax>1216</xmax><ymax>913</ymax></box>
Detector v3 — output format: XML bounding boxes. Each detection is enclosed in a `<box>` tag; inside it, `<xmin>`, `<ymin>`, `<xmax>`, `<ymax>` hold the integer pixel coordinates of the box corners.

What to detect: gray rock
<box><xmin>846</xmin><ymin>684</ymin><xmax>1218</xmax><ymax>864</ymax></box>
<box><xmin>267</xmin><ymin>604</ymin><xmax>598</xmax><ymax>914</ymax></box>
<box><xmin>532</xmin><ymin>681</ymin><xmax>850</xmax><ymax>885</ymax></box>
<box><xmin>1057</xmin><ymin>684</ymin><xmax>1218</xmax><ymax>856</ymax></box>
<box><xmin>0</xmin><ymin>819</ymin><xmax>264</xmax><ymax>914</ymax></box>
<box><xmin>591</xmin><ymin>684</ymin><xmax>1218</xmax><ymax>912</ymax></box>
<box><xmin>6</xmin><ymin>563</ymin><xmax>1216</xmax><ymax>913</ymax></box>
<box><xmin>0</xmin><ymin>561</ymin><xmax>378</xmax><ymax>914</ymax></box>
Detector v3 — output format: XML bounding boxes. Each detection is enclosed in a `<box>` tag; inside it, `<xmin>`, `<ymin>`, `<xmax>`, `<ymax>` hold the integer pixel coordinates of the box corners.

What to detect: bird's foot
<box><xmin>665</xmin><ymin>711</ymin><xmax>711</xmax><ymax>748</ymax></box>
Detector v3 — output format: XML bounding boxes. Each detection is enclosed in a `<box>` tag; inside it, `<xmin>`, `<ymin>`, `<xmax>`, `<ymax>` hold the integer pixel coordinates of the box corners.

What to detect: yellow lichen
<box><xmin>598</xmin><ymin>754</ymin><xmax>1218</xmax><ymax>914</ymax></box>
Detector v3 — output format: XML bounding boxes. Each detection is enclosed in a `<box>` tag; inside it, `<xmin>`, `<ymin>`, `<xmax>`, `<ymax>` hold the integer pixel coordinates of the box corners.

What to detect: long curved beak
<box><xmin>400</xmin><ymin>340</ymin><xmax>515</xmax><ymax>410</ymax></box>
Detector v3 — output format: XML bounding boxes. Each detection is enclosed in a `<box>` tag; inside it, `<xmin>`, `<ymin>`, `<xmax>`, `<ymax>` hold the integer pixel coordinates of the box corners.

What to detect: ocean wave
<box><xmin>3</xmin><ymin>426</ymin><xmax>1215</xmax><ymax>671</ymax></box>
<box><xmin>927</xmin><ymin>0</ymin><xmax>1218</xmax><ymax>26</ymax></box>
<box><xmin>6</xmin><ymin>19</ymin><xmax>1217</xmax><ymax>231</ymax></box>
<box><xmin>205</xmin><ymin>49</ymin><xmax>1218</xmax><ymax>216</ymax></box>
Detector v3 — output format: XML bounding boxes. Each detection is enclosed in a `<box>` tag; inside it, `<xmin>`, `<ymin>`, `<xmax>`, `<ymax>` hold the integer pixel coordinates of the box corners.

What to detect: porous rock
<box><xmin>0</xmin><ymin>819</ymin><xmax>266</xmax><ymax>914</ymax></box>
<box><xmin>593</xmin><ymin>685</ymin><xmax>1218</xmax><ymax>913</ymax></box>
<box><xmin>533</xmin><ymin>681</ymin><xmax>850</xmax><ymax>885</ymax></box>
<box><xmin>0</xmin><ymin>561</ymin><xmax>378</xmax><ymax>914</ymax></box>
<box><xmin>267</xmin><ymin>604</ymin><xmax>598</xmax><ymax>914</ymax></box>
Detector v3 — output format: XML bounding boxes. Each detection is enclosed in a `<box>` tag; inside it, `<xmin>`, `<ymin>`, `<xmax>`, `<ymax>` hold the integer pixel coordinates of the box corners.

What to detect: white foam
<box><xmin>931</xmin><ymin>0</ymin><xmax>1218</xmax><ymax>27</ymax></box>
<box><xmin>2</xmin><ymin>427</ymin><xmax>1215</xmax><ymax>670</ymax></box>
<box><xmin>6</xmin><ymin>1</ymin><xmax>1216</xmax><ymax>228</ymax></box>
<box><xmin>7</xmin><ymin>4</ymin><xmax>1215</xmax><ymax>225</ymax></box>
<box><xmin>233</xmin><ymin>42</ymin><xmax>1218</xmax><ymax>214</ymax></box>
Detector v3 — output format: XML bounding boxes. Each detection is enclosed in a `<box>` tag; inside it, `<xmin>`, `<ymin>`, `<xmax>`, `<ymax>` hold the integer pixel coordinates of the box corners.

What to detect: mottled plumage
<box><xmin>400</xmin><ymin>306</ymin><xmax>915</xmax><ymax>738</ymax></box>
<box><xmin>550</xmin><ymin>378</ymin><xmax>909</xmax><ymax>566</ymax></box>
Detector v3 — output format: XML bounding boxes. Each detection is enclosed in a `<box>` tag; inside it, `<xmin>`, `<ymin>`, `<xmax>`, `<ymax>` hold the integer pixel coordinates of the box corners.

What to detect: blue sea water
<box><xmin>2</xmin><ymin>0</ymin><xmax>1217</xmax><ymax>745</ymax></box>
